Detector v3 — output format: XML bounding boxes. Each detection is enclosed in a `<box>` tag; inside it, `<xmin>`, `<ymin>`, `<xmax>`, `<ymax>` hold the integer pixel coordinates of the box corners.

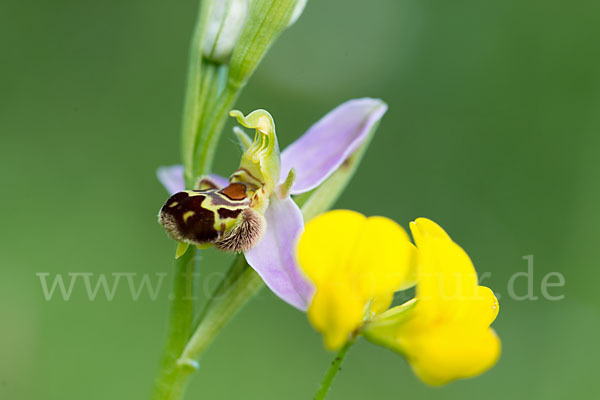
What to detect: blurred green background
<box><xmin>2</xmin><ymin>0</ymin><xmax>599</xmax><ymax>399</ymax></box>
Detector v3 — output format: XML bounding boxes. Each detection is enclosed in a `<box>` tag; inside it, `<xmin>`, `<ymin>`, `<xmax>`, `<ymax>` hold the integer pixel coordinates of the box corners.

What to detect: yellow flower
<box><xmin>297</xmin><ymin>210</ymin><xmax>417</xmax><ymax>350</ymax></box>
<box><xmin>364</xmin><ymin>218</ymin><xmax>501</xmax><ymax>385</ymax></box>
<box><xmin>297</xmin><ymin>211</ymin><xmax>501</xmax><ymax>386</ymax></box>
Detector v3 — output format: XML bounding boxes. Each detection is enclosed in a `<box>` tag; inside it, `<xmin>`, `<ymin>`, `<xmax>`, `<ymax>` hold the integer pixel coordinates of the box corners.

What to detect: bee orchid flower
<box><xmin>157</xmin><ymin>98</ymin><xmax>388</xmax><ymax>310</ymax></box>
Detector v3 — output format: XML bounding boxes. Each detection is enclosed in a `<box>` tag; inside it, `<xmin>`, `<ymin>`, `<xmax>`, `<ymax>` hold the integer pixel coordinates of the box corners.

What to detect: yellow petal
<box><xmin>369</xmin><ymin>292</ymin><xmax>395</xmax><ymax>317</ymax></box>
<box><xmin>409</xmin><ymin>218</ymin><xmax>478</xmax><ymax>320</ymax></box>
<box><xmin>351</xmin><ymin>216</ymin><xmax>415</xmax><ymax>298</ymax></box>
<box><xmin>297</xmin><ymin>210</ymin><xmax>365</xmax><ymax>286</ymax></box>
<box><xmin>458</xmin><ymin>285</ymin><xmax>499</xmax><ymax>326</ymax></box>
<box><xmin>307</xmin><ymin>283</ymin><xmax>364</xmax><ymax>351</ymax></box>
<box><xmin>365</xmin><ymin>218</ymin><xmax>501</xmax><ymax>385</ymax></box>
<box><xmin>404</xmin><ymin>324</ymin><xmax>501</xmax><ymax>386</ymax></box>
<box><xmin>297</xmin><ymin>210</ymin><xmax>416</xmax><ymax>350</ymax></box>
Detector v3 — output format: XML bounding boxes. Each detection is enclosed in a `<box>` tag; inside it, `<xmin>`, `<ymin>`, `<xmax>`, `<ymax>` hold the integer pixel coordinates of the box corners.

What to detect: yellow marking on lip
<box><xmin>169</xmin><ymin>201</ymin><xmax>179</xmax><ymax>207</ymax></box>
<box><xmin>183</xmin><ymin>211</ymin><xmax>195</xmax><ymax>222</ymax></box>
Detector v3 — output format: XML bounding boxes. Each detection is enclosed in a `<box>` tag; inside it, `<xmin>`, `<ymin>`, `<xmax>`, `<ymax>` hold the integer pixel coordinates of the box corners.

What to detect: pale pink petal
<box><xmin>280</xmin><ymin>98</ymin><xmax>387</xmax><ymax>194</ymax></box>
<box><xmin>157</xmin><ymin>165</ymin><xmax>185</xmax><ymax>195</ymax></box>
<box><xmin>157</xmin><ymin>164</ymin><xmax>229</xmax><ymax>193</ymax></box>
<box><xmin>244</xmin><ymin>196</ymin><xmax>314</xmax><ymax>310</ymax></box>
<box><xmin>208</xmin><ymin>173</ymin><xmax>230</xmax><ymax>189</ymax></box>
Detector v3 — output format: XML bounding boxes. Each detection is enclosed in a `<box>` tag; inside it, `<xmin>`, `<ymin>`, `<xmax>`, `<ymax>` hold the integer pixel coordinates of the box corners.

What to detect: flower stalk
<box><xmin>150</xmin><ymin>246</ymin><xmax>197</xmax><ymax>400</ymax></box>
<box><xmin>192</xmin><ymin>84</ymin><xmax>239</xmax><ymax>180</ymax></box>
<box><xmin>313</xmin><ymin>338</ymin><xmax>356</xmax><ymax>400</ymax></box>
<box><xmin>181</xmin><ymin>0</ymin><xmax>215</xmax><ymax>185</ymax></box>
<box><xmin>178</xmin><ymin>255</ymin><xmax>264</xmax><ymax>366</ymax></box>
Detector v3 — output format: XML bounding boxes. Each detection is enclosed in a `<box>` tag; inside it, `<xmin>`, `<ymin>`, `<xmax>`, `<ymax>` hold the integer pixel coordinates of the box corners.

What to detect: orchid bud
<box><xmin>289</xmin><ymin>0</ymin><xmax>307</xmax><ymax>26</ymax></box>
<box><xmin>228</xmin><ymin>0</ymin><xmax>305</xmax><ymax>87</ymax></box>
<box><xmin>203</xmin><ymin>0</ymin><xmax>250</xmax><ymax>64</ymax></box>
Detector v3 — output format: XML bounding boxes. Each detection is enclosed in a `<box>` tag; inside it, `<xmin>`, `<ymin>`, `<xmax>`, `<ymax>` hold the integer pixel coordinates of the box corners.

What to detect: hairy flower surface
<box><xmin>158</xmin><ymin>98</ymin><xmax>388</xmax><ymax>310</ymax></box>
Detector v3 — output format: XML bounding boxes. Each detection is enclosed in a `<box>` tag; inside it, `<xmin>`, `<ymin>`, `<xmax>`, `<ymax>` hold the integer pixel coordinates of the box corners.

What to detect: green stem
<box><xmin>151</xmin><ymin>255</ymin><xmax>265</xmax><ymax>400</ymax></box>
<box><xmin>178</xmin><ymin>255</ymin><xmax>265</xmax><ymax>365</ymax></box>
<box><xmin>191</xmin><ymin>252</ymin><xmax>249</xmax><ymax>329</ymax></box>
<box><xmin>191</xmin><ymin>61</ymin><xmax>219</xmax><ymax>170</ymax></box>
<box><xmin>151</xmin><ymin>246</ymin><xmax>198</xmax><ymax>400</ymax></box>
<box><xmin>193</xmin><ymin>84</ymin><xmax>241</xmax><ymax>179</ymax></box>
<box><xmin>313</xmin><ymin>339</ymin><xmax>356</xmax><ymax>400</ymax></box>
<box><xmin>181</xmin><ymin>0</ymin><xmax>215</xmax><ymax>185</ymax></box>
